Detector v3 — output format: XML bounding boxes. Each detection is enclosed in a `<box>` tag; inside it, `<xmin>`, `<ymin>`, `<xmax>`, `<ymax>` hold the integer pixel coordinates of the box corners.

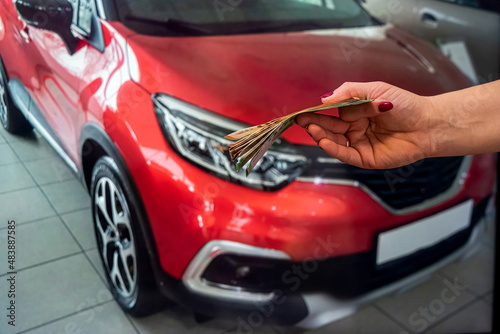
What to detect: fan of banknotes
<box><xmin>224</xmin><ymin>98</ymin><xmax>373</xmax><ymax>176</ymax></box>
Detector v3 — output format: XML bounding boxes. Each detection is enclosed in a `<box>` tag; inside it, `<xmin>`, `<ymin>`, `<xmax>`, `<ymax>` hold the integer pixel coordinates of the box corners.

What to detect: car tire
<box><xmin>90</xmin><ymin>156</ymin><xmax>168</xmax><ymax>317</ymax></box>
<box><xmin>0</xmin><ymin>57</ymin><xmax>32</xmax><ymax>134</ymax></box>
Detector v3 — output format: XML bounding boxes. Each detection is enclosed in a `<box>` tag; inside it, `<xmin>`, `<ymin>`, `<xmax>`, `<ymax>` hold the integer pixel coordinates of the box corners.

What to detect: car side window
<box><xmin>478</xmin><ymin>0</ymin><xmax>500</xmax><ymax>12</ymax></box>
<box><xmin>67</xmin><ymin>0</ymin><xmax>93</xmax><ymax>36</ymax></box>
<box><xmin>456</xmin><ymin>0</ymin><xmax>480</xmax><ymax>8</ymax></box>
<box><xmin>438</xmin><ymin>0</ymin><xmax>479</xmax><ymax>7</ymax></box>
<box><xmin>78</xmin><ymin>0</ymin><xmax>93</xmax><ymax>35</ymax></box>
<box><xmin>68</xmin><ymin>0</ymin><xmax>79</xmax><ymax>25</ymax></box>
<box><xmin>438</xmin><ymin>0</ymin><xmax>500</xmax><ymax>12</ymax></box>
<box><xmin>293</xmin><ymin>0</ymin><xmax>337</xmax><ymax>9</ymax></box>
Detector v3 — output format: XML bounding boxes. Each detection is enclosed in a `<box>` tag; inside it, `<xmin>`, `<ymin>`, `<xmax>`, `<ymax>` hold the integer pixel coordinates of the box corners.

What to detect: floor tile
<box><xmin>41</xmin><ymin>179</ymin><xmax>90</xmax><ymax>214</ymax></box>
<box><xmin>0</xmin><ymin>162</ymin><xmax>36</xmax><ymax>193</ymax></box>
<box><xmin>375</xmin><ymin>274</ymin><xmax>476</xmax><ymax>334</ymax></box>
<box><xmin>0</xmin><ymin>143</ymin><xmax>19</xmax><ymax>165</ymax></box>
<box><xmin>0</xmin><ymin>187</ymin><xmax>56</xmax><ymax>228</ymax></box>
<box><xmin>23</xmin><ymin>301</ymin><xmax>137</xmax><ymax>334</ymax></box>
<box><xmin>24</xmin><ymin>157</ymin><xmax>75</xmax><ymax>185</ymax></box>
<box><xmin>208</xmin><ymin>316</ymin><xmax>282</xmax><ymax>334</ymax></box>
<box><xmin>425</xmin><ymin>299</ymin><xmax>492</xmax><ymax>334</ymax></box>
<box><xmin>130</xmin><ymin>305</ymin><xmax>279</xmax><ymax>334</ymax></box>
<box><xmin>301</xmin><ymin>305</ymin><xmax>407</xmax><ymax>334</ymax></box>
<box><xmin>86</xmin><ymin>248</ymin><xmax>107</xmax><ymax>284</ymax></box>
<box><xmin>0</xmin><ymin>126</ymin><xmax>36</xmax><ymax>143</ymax></box>
<box><xmin>0</xmin><ymin>217</ymin><xmax>80</xmax><ymax>275</ymax></box>
<box><xmin>61</xmin><ymin>208</ymin><xmax>96</xmax><ymax>250</ymax></box>
<box><xmin>0</xmin><ymin>254</ymin><xmax>112</xmax><ymax>333</ymax></box>
<box><xmin>9</xmin><ymin>136</ymin><xmax>58</xmax><ymax>162</ymax></box>
<box><xmin>438</xmin><ymin>244</ymin><xmax>494</xmax><ymax>296</ymax></box>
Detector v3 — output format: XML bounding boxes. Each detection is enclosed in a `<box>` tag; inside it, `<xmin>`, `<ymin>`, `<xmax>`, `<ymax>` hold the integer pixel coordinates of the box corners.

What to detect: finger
<box><xmin>338</xmin><ymin>101</ymin><xmax>393</xmax><ymax>122</ymax></box>
<box><xmin>319</xmin><ymin>82</ymin><xmax>394</xmax><ymax>122</ymax></box>
<box><xmin>307</xmin><ymin>123</ymin><xmax>350</xmax><ymax>146</ymax></box>
<box><xmin>321</xmin><ymin>81</ymin><xmax>389</xmax><ymax>103</ymax></box>
<box><xmin>296</xmin><ymin>113</ymin><xmax>349</xmax><ymax>133</ymax></box>
<box><xmin>317</xmin><ymin>138</ymin><xmax>362</xmax><ymax>167</ymax></box>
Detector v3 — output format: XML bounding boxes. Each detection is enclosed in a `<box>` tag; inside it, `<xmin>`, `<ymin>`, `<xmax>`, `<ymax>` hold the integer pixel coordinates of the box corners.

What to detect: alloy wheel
<box><xmin>94</xmin><ymin>176</ymin><xmax>137</xmax><ymax>298</ymax></box>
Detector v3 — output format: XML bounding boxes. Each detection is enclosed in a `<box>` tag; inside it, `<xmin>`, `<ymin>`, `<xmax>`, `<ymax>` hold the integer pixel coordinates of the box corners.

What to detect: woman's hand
<box><xmin>296</xmin><ymin>81</ymin><xmax>437</xmax><ymax>169</ymax></box>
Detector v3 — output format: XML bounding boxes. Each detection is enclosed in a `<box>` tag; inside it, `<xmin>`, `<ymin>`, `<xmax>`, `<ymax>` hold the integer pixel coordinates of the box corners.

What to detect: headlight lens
<box><xmin>153</xmin><ymin>94</ymin><xmax>307</xmax><ymax>190</ymax></box>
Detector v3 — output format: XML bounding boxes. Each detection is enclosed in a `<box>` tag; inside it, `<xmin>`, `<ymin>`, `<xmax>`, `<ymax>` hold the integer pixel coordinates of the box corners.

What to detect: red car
<box><xmin>0</xmin><ymin>0</ymin><xmax>495</xmax><ymax>329</ymax></box>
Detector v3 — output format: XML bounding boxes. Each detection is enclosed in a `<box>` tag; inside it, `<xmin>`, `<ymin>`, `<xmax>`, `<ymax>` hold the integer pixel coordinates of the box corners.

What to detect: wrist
<box><xmin>425</xmin><ymin>93</ymin><xmax>473</xmax><ymax>158</ymax></box>
<box><xmin>417</xmin><ymin>95</ymin><xmax>444</xmax><ymax>158</ymax></box>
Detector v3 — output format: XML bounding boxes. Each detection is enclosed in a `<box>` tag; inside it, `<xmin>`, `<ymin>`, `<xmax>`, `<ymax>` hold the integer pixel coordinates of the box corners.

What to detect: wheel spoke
<box><xmin>119</xmin><ymin>240</ymin><xmax>135</xmax><ymax>260</ymax></box>
<box><xmin>117</xmin><ymin>243</ymin><xmax>135</xmax><ymax>292</ymax></box>
<box><xmin>114</xmin><ymin>212</ymin><xmax>129</xmax><ymax>227</ymax></box>
<box><xmin>110</xmin><ymin>251</ymin><xmax>127</xmax><ymax>294</ymax></box>
<box><xmin>96</xmin><ymin>181</ymin><xmax>115</xmax><ymax>229</ymax></box>
<box><xmin>110</xmin><ymin>182</ymin><xmax>120</xmax><ymax>222</ymax></box>
<box><xmin>95</xmin><ymin>180</ymin><xmax>119</xmax><ymax>268</ymax></box>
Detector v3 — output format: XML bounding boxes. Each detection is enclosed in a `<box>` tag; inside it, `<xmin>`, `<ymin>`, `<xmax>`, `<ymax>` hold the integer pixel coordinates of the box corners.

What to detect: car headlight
<box><xmin>153</xmin><ymin>94</ymin><xmax>307</xmax><ymax>190</ymax></box>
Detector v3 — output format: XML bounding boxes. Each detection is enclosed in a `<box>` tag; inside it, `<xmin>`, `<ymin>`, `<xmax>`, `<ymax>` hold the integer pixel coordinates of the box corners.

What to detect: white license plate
<box><xmin>376</xmin><ymin>199</ymin><xmax>473</xmax><ymax>265</ymax></box>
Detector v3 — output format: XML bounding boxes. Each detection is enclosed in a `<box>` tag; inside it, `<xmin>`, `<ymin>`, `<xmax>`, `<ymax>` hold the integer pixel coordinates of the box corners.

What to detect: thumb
<box><xmin>321</xmin><ymin>81</ymin><xmax>393</xmax><ymax>120</ymax></box>
<box><xmin>321</xmin><ymin>81</ymin><xmax>379</xmax><ymax>103</ymax></box>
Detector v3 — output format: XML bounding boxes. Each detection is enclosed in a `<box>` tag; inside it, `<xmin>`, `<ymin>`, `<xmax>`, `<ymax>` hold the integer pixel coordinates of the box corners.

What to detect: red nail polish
<box><xmin>320</xmin><ymin>91</ymin><xmax>334</xmax><ymax>99</ymax></box>
<box><xmin>378</xmin><ymin>102</ymin><xmax>393</xmax><ymax>112</ymax></box>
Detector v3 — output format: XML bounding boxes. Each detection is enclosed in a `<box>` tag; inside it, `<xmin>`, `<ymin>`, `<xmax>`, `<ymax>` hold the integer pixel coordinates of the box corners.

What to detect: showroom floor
<box><xmin>0</xmin><ymin>126</ymin><xmax>495</xmax><ymax>334</ymax></box>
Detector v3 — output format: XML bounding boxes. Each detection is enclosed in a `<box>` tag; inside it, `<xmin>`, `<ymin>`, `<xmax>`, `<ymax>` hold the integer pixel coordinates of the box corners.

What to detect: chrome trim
<box><xmin>182</xmin><ymin>240</ymin><xmax>291</xmax><ymax>302</ymax></box>
<box><xmin>155</xmin><ymin>94</ymin><xmax>245</xmax><ymax>133</ymax></box>
<box><xmin>316</xmin><ymin>157</ymin><xmax>343</xmax><ymax>164</ymax></box>
<box><xmin>21</xmin><ymin>111</ymin><xmax>78</xmax><ymax>173</ymax></box>
<box><xmin>296</xmin><ymin>156</ymin><xmax>473</xmax><ymax>215</ymax></box>
<box><xmin>95</xmin><ymin>0</ymin><xmax>106</xmax><ymax>19</ymax></box>
<box><xmin>297</xmin><ymin>211</ymin><xmax>492</xmax><ymax>329</ymax></box>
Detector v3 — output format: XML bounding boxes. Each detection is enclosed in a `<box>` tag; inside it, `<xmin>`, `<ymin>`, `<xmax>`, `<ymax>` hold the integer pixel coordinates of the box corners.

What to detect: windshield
<box><xmin>114</xmin><ymin>0</ymin><xmax>379</xmax><ymax>36</ymax></box>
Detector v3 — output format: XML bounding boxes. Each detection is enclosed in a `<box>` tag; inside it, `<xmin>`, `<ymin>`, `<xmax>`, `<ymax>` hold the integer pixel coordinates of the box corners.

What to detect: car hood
<box><xmin>125</xmin><ymin>24</ymin><xmax>470</xmax><ymax>145</ymax></box>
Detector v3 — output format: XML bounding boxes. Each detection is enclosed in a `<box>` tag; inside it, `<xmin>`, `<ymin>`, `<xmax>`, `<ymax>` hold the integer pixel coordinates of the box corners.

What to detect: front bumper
<box><xmin>154</xmin><ymin>196</ymin><xmax>494</xmax><ymax>328</ymax></box>
<box><xmin>297</xmin><ymin>196</ymin><xmax>494</xmax><ymax>329</ymax></box>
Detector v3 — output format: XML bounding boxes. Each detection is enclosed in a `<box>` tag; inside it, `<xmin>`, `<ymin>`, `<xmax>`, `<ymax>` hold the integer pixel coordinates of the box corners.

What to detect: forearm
<box><xmin>428</xmin><ymin>80</ymin><xmax>500</xmax><ymax>157</ymax></box>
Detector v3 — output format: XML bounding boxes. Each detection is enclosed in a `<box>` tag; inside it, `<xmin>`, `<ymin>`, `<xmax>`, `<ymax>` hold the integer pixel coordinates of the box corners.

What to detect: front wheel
<box><xmin>90</xmin><ymin>156</ymin><xmax>167</xmax><ymax>316</ymax></box>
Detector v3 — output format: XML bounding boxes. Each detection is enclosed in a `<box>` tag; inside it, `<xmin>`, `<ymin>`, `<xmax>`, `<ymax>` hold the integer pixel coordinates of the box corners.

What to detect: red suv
<box><xmin>0</xmin><ymin>0</ymin><xmax>496</xmax><ymax>329</ymax></box>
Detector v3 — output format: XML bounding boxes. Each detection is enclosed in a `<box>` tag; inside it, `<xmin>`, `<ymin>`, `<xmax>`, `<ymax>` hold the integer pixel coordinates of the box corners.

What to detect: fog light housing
<box><xmin>202</xmin><ymin>254</ymin><xmax>290</xmax><ymax>293</ymax></box>
<box><xmin>182</xmin><ymin>240</ymin><xmax>291</xmax><ymax>302</ymax></box>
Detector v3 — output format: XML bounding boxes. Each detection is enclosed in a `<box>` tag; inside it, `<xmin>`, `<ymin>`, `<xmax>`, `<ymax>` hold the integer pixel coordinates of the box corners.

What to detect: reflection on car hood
<box><xmin>126</xmin><ymin>24</ymin><xmax>470</xmax><ymax>145</ymax></box>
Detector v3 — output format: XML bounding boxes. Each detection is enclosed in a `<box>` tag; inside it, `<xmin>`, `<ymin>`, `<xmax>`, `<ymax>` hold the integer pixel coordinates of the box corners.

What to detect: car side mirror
<box><xmin>15</xmin><ymin>0</ymin><xmax>78</xmax><ymax>54</ymax></box>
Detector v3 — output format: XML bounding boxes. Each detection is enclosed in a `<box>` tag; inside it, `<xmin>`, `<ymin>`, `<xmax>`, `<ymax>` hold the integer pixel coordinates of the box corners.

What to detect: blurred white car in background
<box><xmin>359</xmin><ymin>0</ymin><xmax>500</xmax><ymax>84</ymax></box>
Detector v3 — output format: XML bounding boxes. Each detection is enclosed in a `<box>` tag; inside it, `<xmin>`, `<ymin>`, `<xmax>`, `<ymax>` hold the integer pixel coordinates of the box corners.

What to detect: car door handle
<box><xmin>421</xmin><ymin>12</ymin><xmax>438</xmax><ymax>28</ymax></box>
<box><xmin>19</xmin><ymin>26</ymin><xmax>31</xmax><ymax>43</ymax></box>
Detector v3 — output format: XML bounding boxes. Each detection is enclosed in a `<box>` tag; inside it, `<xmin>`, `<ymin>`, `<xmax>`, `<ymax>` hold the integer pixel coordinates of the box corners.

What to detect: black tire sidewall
<box><xmin>0</xmin><ymin>56</ymin><xmax>32</xmax><ymax>133</ymax></box>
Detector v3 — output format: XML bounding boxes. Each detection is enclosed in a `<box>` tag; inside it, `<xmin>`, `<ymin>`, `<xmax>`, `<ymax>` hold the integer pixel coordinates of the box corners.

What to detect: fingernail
<box><xmin>320</xmin><ymin>91</ymin><xmax>334</xmax><ymax>99</ymax></box>
<box><xmin>378</xmin><ymin>102</ymin><xmax>393</xmax><ymax>112</ymax></box>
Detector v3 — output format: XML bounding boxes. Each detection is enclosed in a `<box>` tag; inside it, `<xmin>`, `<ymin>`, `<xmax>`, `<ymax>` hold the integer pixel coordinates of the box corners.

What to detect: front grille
<box><xmin>298</xmin><ymin>146</ymin><xmax>465</xmax><ymax>210</ymax></box>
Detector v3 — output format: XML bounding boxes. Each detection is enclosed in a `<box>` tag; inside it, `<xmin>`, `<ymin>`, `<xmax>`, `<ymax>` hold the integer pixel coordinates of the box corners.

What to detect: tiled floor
<box><xmin>0</xmin><ymin>126</ymin><xmax>495</xmax><ymax>334</ymax></box>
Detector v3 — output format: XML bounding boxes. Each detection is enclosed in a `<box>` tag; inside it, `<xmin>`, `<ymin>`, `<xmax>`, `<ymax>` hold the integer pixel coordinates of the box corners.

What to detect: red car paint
<box><xmin>0</xmin><ymin>1</ymin><xmax>495</xmax><ymax>282</ymax></box>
